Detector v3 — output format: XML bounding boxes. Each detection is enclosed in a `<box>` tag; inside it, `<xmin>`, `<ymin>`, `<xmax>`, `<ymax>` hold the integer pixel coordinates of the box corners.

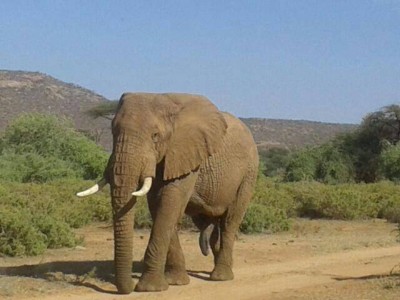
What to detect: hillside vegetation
<box><xmin>242</xmin><ymin>118</ymin><xmax>356</xmax><ymax>150</ymax></box>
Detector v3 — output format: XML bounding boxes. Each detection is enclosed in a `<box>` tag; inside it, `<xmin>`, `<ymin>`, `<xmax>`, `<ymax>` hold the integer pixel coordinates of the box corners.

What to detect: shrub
<box><xmin>0</xmin><ymin>151</ymin><xmax>82</xmax><ymax>183</ymax></box>
<box><xmin>284</xmin><ymin>143</ymin><xmax>354</xmax><ymax>184</ymax></box>
<box><xmin>319</xmin><ymin>188</ymin><xmax>376</xmax><ymax>219</ymax></box>
<box><xmin>0</xmin><ymin>180</ymin><xmax>111</xmax><ymax>256</ymax></box>
<box><xmin>253</xmin><ymin>175</ymin><xmax>298</xmax><ymax>217</ymax></box>
<box><xmin>241</xmin><ymin>204</ymin><xmax>290</xmax><ymax>233</ymax></box>
<box><xmin>35</xmin><ymin>216</ymin><xmax>78</xmax><ymax>249</ymax></box>
<box><xmin>2</xmin><ymin>176</ymin><xmax>400</xmax><ymax>256</ymax></box>
<box><xmin>0</xmin><ymin>207</ymin><xmax>47</xmax><ymax>256</ymax></box>
<box><xmin>253</xmin><ymin>178</ymin><xmax>400</xmax><ymax>225</ymax></box>
<box><xmin>285</xmin><ymin>181</ymin><xmax>395</xmax><ymax>220</ymax></box>
<box><xmin>0</xmin><ymin>114</ymin><xmax>108</xmax><ymax>182</ymax></box>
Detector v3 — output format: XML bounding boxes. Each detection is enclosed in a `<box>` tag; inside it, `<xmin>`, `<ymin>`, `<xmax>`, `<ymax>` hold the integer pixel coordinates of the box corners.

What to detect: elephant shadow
<box><xmin>0</xmin><ymin>260</ymin><xmax>145</xmax><ymax>294</ymax></box>
<box><xmin>0</xmin><ymin>260</ymin><xmax>213</xmax><ymax>293</ymax></box>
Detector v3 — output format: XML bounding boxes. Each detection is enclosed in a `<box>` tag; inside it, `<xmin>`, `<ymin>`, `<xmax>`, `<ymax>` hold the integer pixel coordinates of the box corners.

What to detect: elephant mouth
<box><xmin>76</xmin><ymin>177</ymin><xmax>153</xmax><ymax>197</ymax></box>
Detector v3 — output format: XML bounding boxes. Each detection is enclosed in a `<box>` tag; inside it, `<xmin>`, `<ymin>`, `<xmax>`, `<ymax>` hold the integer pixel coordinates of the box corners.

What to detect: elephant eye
<box><xmin>152</xmin><ymin>132</ymin><xmax>160</xmax><ymax>143</ymax></box>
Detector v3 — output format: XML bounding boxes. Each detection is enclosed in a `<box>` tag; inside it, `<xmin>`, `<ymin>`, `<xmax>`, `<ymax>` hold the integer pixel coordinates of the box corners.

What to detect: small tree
<box><xmin>259</xmin><ymin>148</ymin><xmax>290</xmax><ymax>178</ymax></box>
<box><xmin>284</xmin><ymin>142</ymin><xmax>354</xmax><ymax>184</ymax></box>
<box><xmin>380</xmin><ymin>143</ymin><xmax>400</xmax><ymax>181</ymax></box>
<box><xmin>316</xmin><ymin>143</ymin><xmax>354</xmax><ymax>184</ymax></box>
<box><xmin>284</xmin><ymin>148</ymin><xmax>319</xmax><ymax>182</ymax></box>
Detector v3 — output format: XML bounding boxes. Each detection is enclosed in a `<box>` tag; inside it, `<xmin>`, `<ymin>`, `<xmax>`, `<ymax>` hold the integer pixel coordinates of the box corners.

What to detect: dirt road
<box><xmin>1</xmin><ymin>219</ymin><xmax>399</xmax><ymax>299</ymax></box>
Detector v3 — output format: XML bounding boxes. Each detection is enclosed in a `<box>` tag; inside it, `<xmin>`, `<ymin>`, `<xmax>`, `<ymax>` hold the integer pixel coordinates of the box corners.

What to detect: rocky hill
<box><xmin>242</xmin><ymin>118</ymin><xmax>357</xmax><ymax>151</ymax></box>
<box><xmin>0</xmin><ymin>70</ymin><xmax>357</xmax><ymax>152</ymax></box>
<box><xmin>0</xmin><ymin>70</ymin><xmax>112</xmax><ymax>149</ymax></box>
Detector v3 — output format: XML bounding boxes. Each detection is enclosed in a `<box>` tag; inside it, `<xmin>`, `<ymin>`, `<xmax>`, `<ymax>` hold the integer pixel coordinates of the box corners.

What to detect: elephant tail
<box><xmin>199</xmin><ymin>223</ymin><xmax>213</xmax><ymax>256</ymax></box>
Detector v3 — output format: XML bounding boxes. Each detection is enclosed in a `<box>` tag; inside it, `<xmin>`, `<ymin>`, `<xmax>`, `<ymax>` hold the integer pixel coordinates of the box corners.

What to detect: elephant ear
<box><xmin>163</xmin><ymin>94</ymin><xmax>227</xmax><ymax>181</ymax></box>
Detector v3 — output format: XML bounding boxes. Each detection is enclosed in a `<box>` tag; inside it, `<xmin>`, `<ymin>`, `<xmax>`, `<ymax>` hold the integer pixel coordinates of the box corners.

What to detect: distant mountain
<box><xmin>242</xmin><ymin>118</ymin><xmax>357</xmax><ymax>151</ymax></box>
<box><xmin>0</xmin><ymin>70</ymin><xmax>112</xmax><ymax>150</ymax></box>
<box><xmin>0</xmin><ymin>70</ymin><xmax>357</xmax><ymax>152</ymax></box>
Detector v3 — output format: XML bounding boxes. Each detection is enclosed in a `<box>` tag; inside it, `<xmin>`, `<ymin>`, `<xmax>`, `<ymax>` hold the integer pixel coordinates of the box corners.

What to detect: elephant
<box><xmin>77</xmin><ymin>93</ymin><xmax>259</xmax><ymax>294</ymax></box>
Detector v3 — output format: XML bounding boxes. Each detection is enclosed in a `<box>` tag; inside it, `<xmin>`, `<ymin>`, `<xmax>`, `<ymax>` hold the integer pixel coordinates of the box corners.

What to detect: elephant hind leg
<box><xmin>165</xmin><ymin>230</ymin><xmax>190</xmax><ymax>286</ymax></box>
<box><xmin>210</xmin><ymin>175</ymin><xmax>256</xmax><ymax>281</ymax></box>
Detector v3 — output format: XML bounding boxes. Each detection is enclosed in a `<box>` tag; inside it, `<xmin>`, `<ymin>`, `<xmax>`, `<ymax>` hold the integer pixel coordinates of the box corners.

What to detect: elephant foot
<box><xmin>210</xmin><ymin>264</ymin><xmax>234</xmax><ymax>281</ymax></box>
<box><xmin>134</xmin><ymin>273</ymin><xmax>169</xmax><ymax>292</ymax></box>
<box><xmin>165</xmin><ymin>269</ymin><xmax>190</xmax><ymax>285</ymax></box>
<box><xmin>116</xmin><ymin>280</ymin><xmax>133</xmax><ymax>294</ymax></box>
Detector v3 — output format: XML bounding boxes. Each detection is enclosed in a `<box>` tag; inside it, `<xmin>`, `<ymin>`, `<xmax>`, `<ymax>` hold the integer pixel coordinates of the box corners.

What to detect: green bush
<box><xmin>284</xmin><ymin>143</ymin><xmax>354</xmax><ymax>184</ymax></box>
<box><xmin>0</xmin><ymin>180</ymin><xmax>111</xmax><ymax>256</ymax></box>
<box><xmin>252</xmin><ymin>177</ymin><xmax>400</xmax><ymax>229</ymax></box>
<box><xmin>35</xmin><ymin>216</ymin><xmax>78</xmax><ymax>249</ymax></box>
<box><xmin>0</xmin><ymin>207</ymin><xmax>47</xmax><ymax>256</ymax></box>
<box><xmin>241</xmin><ymin>203</ymin><xmax>290</xmax><ymax>233</ymax></box>
<box><xmin>0</xmin><ymin>114</ymin><xmax>108</xmax><ymax>182</ymax></box>
<box><xmin>2</xmin><ymin>174</ymin><xmax>400</xmax><ymax>256</ymax></box>
<box><xmin>284</xmin><ymin>181</ymin><xmax>399</xmax><ymax>221</ymax></box>
<box><xmin>0</xmin><ymin>151</ymin><xmax>82</xmax><ymax>183</ymax></box>
<box><xmin>253</xmin><ymin>175</ymin><xmax>298</xmax><ymax>217</ymax></box>
<box><xmin>319</xmin><ymin>188</ymin><xmax>377</xmax><ymax>220</ymax></box>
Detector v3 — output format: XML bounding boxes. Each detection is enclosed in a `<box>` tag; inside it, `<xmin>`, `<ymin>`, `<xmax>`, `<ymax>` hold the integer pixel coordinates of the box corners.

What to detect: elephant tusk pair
<box><xmin>76</xmin><ymin>177</ymin><xmax>153</xmax><ymax>197</ymax></box>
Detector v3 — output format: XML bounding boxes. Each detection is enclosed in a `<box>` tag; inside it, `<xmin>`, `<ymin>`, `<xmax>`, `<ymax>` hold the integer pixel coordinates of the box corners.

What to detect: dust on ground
<box><xmin>1</xmin><ymin>218</ymin><xmax>400</xmax><ymax>300</ymax></box>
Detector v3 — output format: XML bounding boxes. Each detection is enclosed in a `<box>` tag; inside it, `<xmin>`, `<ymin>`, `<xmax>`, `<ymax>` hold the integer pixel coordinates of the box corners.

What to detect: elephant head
<box><xmin>77</xmin><ymin>93</ymin><xmax>227</xmax><ymax>294</ymax></box>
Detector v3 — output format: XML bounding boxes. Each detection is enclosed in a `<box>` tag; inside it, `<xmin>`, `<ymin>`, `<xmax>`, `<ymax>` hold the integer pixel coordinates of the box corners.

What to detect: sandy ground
<box><xmin>1</xmin><ymin>218</ymin><xmax>400</xmax><ymax>300</ymax></box>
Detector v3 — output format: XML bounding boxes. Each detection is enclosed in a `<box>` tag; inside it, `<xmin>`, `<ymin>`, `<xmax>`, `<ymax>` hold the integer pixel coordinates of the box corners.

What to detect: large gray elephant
<box><xmin>77</xmin><ymin>93</ymin><xmax>259</xmax><ymax>294</ymax></box>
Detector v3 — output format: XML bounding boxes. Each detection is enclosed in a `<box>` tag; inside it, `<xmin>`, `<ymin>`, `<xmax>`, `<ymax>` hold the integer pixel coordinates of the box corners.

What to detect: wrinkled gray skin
<box><xmin>93</xmin><ymin>93</ymin><xmax>258</xmax><ymax>294</ymax></box>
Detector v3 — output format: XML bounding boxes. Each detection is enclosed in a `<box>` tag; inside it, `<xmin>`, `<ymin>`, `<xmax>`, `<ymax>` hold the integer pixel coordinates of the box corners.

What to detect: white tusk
<box><xmin>76</xmin><ymin>178</ymin><xmax>107</xmax><ymax>197</ymax></box>
<box><xmin>132</xmin><ymin>177</ymin><xmax>153</xmax><ymax>197</ymax></box>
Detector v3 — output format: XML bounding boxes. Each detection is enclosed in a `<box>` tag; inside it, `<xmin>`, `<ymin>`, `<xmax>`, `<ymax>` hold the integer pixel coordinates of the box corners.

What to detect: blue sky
<box><xmin>1</xmin><ymin>1</ymin><xmax>399</xmax><ymax>124</ymax></box>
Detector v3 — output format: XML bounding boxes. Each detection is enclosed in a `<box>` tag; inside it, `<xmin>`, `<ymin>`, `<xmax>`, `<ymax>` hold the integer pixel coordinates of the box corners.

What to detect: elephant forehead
<box><xmin>114</xmin><ymin>109</ymin><xmax>163</xmax><ymax>134</ymax></box>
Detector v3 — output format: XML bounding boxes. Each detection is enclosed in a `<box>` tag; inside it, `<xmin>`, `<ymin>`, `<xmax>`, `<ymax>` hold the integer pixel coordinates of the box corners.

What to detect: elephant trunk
<box><xmin>111</xmin><ymin>166</ymin><xmax>138</xmax><ymax>294</ymax></box>
<box><xmin>113</xmin><ymin>194</ymin><xmax>136</xmax><ymax>294</ymax></box>
<box><xmin>110</xmin><ymin>133</ymin><xmax>155</xmax><ymax>294</ymax></box>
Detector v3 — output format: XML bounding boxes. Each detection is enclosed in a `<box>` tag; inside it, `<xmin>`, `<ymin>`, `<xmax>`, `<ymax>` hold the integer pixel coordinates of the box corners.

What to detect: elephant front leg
<box><xmin>135</xmin><ymin>173</ymin><xmax>197</xmax><ymax>292</ymax></box>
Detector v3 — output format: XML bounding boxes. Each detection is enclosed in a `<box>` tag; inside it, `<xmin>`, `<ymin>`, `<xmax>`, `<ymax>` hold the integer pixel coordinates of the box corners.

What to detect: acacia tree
<box><xmin>341</xmin><ymin>104</ymin><xmax>400</xmax><ymax>182</ymax></box>
<box><xmin>361</xmin><ymin>104</ymin><xmax>400</xmax><ymax>145</ymax></box>
<box><xmin>86</xmin><ymin>101</ymin><xmax>119</xmax><ymax>120</ymax></box>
